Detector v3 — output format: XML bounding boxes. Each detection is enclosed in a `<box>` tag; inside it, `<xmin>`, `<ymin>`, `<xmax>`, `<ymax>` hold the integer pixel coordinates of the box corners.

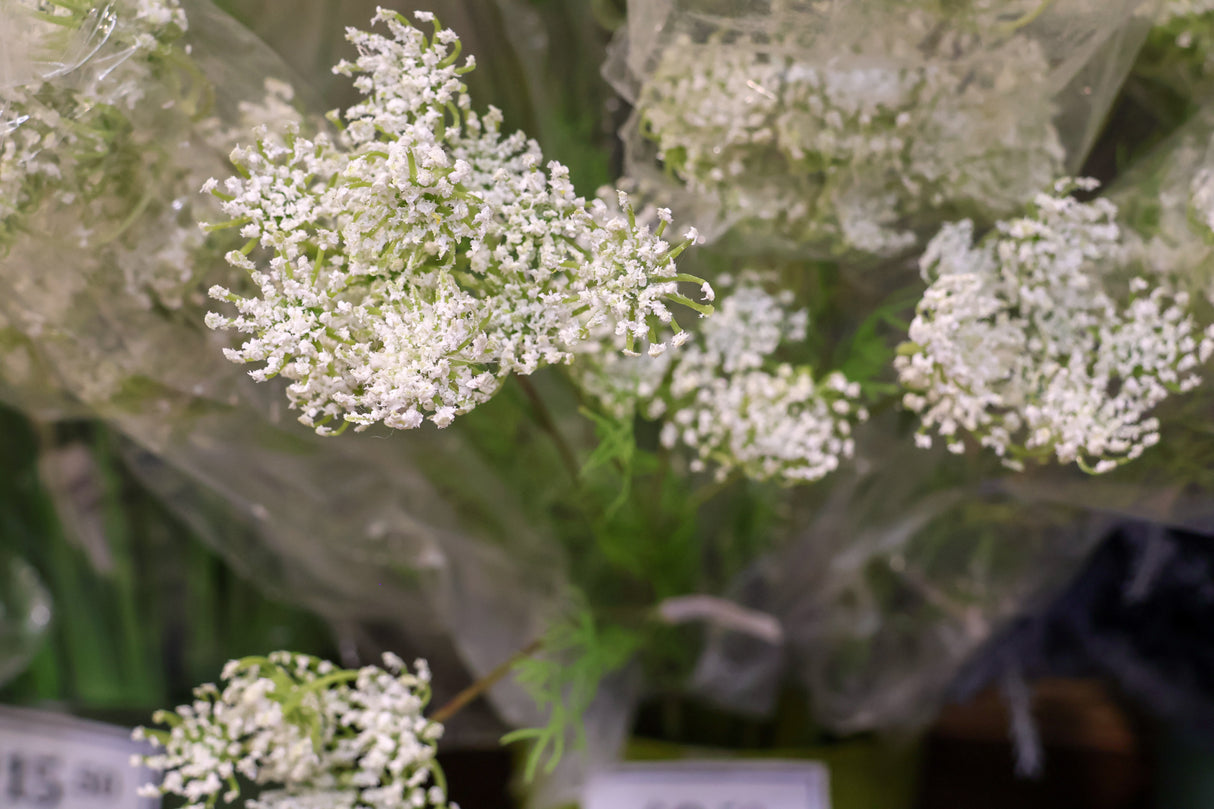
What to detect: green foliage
<box><xmin>501</xmin><ymin>608</ymin><xmax>641</xmax><ymax>782</ymax></box>
<box><xmin>573</xmin><ymin>406</ymin><xmax>705</xmax><ymax>602</ymax></box>
<box><xmin>1133</xmin><ymin>14</ymin><xmax>1214</xmax><ymax>126</ymax></box>
<box><xmin>579</xmin><ymin>406</ymin><xmax>640</xmax><ymax>517</ymax></box>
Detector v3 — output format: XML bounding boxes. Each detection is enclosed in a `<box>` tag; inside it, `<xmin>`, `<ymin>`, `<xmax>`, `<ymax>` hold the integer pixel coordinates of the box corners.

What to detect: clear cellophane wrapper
<box><xmin>605</xmin><ymin>0</ymin><xmax>1156</xmax><ymax>261</ymax></box>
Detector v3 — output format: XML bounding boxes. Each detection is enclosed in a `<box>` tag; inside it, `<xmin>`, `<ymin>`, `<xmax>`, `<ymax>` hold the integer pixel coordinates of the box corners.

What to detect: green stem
<box><xmin>280</xmin><ymin>669</ymin><xmax>361</xmax><ymax>716</ymax></box>
<box><xmin>666</xmin><ymin>293</ymin><xmax>714</xmax><ymax>316</ymax></box>
<box><xmin>652</xmin><ymin>273</ymin><xmax>709</xmax><ymax>286</ymax></box>
<box><xmin>438</xmin><ymin>38</ymin><xmax>463</xmax><ymax>68</ymax></box>
<box><xmin>204</xmin><ymin>216</ymin><xmax>252</xmax><ymax>233</ymax></box>
<box><xmin>428</xmin><ymin>637</ymin><xmax>544</xmax><ymax>725</ymax></box>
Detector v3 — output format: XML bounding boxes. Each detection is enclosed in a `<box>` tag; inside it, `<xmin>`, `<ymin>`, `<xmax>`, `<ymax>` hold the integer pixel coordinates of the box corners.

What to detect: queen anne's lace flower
<box><xmin>581</xmin><ymin>276</ymin><xmax>865</xmax><ymax>484</ymax></box>
<box><xmin>206</xmin><ymin>10</ymin><xmax>710</xmax><ymax>434</ymax></box>
<box><xmin>897</xmin><ymin>179</ymin><xmax>1214</xmax><ymax>473</ymax></box>
<box><xmin>134</xmin><ymin>652</ymin><xmax>453</xmax><ymax>809</ymax></box>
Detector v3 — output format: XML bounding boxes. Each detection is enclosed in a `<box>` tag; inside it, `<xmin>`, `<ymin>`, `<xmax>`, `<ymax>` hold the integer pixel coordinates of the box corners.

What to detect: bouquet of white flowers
<box><xmin>6</xmin><ymin>1</ymin><xmax>1214</xmax><ymax>808</ymax></box>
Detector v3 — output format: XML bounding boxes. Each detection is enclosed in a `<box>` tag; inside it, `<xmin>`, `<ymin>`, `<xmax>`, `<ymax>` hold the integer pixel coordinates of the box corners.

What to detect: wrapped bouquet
<box><xmin>4</xmin><ymin>0</ymin><xmax>1214</xmax><ymax>807</ymax></box>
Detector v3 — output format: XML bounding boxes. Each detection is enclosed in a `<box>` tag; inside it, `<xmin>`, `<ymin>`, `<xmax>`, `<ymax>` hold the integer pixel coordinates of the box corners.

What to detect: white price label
<box><xmin>0</xmin><ymin>706</ymin><xmax>159</xmax><ymax>809</ymax></box>
<box><xmin>584</xmin><ymin>760</ymin><xmax>830</xmax><ymax>809</ymax></box>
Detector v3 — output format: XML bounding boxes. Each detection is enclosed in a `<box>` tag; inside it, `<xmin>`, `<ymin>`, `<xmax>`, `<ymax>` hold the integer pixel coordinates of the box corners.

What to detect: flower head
<box><xmin>134</xmin><ymin>652</ymin><xmax>453</xmax><ymax>809</ymax></box>
<box><xmin>206</xmin><ymin>11</ymin><xmax>709</xmax><ymax>434</ymax></box>
<box><xmin>897</xmin><ymin>180</ymin><xmax>1214</xmax><ymax>472</ymax></box>
<box><xmin>580</xmin><ymin>275</ymin><xmax>864</xmax><ymax>484</ymax></box>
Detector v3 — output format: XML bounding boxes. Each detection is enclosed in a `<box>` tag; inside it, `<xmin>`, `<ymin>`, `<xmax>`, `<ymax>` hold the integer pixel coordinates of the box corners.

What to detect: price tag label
<box><xmin>0</xmin><ymin>706</ymin><xmax>159</xmax><ymax>809</ymax></box>
<box><xmin>583</xmin><ymin>759</ymin><xmax>830</xmax><ymax>809</ymax></box>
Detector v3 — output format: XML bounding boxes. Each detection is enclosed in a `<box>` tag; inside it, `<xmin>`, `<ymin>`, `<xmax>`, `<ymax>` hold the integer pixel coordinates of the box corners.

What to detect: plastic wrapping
<box><xmin>687</xmin><ymin>429</ymin><xmax>1109</xmax><ymax>733</ymax></box>
<box><xmin>682</xmin><ymin>108</ymin><xmax>1214</xmax><ymax>734</ymax></box>
<box><xmin>605</xmin><ymin>0</ymin><xmax>1155</xmax><ymax>258</ymax></box>
<box><xmin>950</xmin><ymin>522</ymin><xmax>1214</xmax><ymax>770</ymax></box>
<box><xmin>682</xmin><ymin>94</ymin><xmax>1214</xmax><ymax>733</ymax></box>
<box><xmin>1115</xmin><ymin>103</ymin><xmax>1214</xmax><ymax>299</ymax></box>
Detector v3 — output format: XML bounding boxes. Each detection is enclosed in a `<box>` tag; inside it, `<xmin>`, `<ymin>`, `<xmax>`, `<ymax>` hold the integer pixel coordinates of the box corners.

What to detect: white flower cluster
<box><xmin>661</xmin><ymin>281</ymin><xmax>866</xmax><ymax>483</ymax></box>
<box><xmin>206</xmin><ymin>9</ymin><xmax>710</xmax><ymax>434</ymax></box>
<box><xmin>897</xmin><ymin>180</ymin><xmax>1214</xmax><ymax>473</ymax></box>
<box><xmin>634</xmin><ymin>16</ymin><xmax>1062</xmax><ymax>256</ymax></box>
<box><xmin>580</xmin><ymin>277</ymin><xmax>865</xmax><ymax>484</ymax></box>
<box><xmin>133</xmin><ymin>651</ymin><xmax>453</xmax><ymax>809</ymax></box>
